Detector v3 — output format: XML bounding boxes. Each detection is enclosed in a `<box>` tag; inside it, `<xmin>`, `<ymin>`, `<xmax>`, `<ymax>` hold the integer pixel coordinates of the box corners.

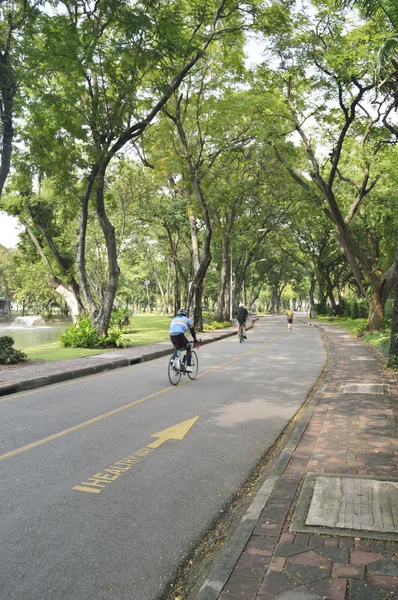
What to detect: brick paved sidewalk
<box><xmin>214</xmin><ymin>323</ymin><xmax>398</xmax><ymax>600</ymax></box>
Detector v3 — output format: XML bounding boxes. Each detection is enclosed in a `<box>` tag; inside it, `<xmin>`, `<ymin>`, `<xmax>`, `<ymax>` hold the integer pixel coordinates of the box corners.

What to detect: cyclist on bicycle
<box><xmin>235</xmin><ymin>303</ymin><xmax>248</xmax><ymax>339</ymax></box>
<box><xmin>169</xmin><ymin>308</ymin><xmax>199</xmax><ymax>373</ymax></box>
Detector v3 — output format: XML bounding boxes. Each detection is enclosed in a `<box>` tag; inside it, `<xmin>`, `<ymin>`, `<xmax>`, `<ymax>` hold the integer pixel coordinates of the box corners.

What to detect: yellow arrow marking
<box><xmin>73</xmin><ymin>417</ymin><xmax>200</xmax><ymax>492</ymax></box>
<box><xmin>147</xmin><ymin>416</ymin><xmax>200</xmax><ymax>449</ymax></box>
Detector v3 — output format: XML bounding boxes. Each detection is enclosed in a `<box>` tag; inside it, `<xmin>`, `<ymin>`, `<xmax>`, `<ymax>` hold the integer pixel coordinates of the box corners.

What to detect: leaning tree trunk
<box><xmin>334</xmin><ymin>229</ymin><xmax>393</xmax><ymax>331</ymax></box>
<box><xmin>215</xmin><ymin>234</ymin><xmax>229</xmax><ymax>322</ymax></box>
<box><xmin>23</xmin><ymin>219</ymin><xmax>85</xmax><ymax>321</ymax></box>
<box><xmin>189</xmin><ymin>277</ymin><xmax>205</xmax><ymax>331</ymax></box>
<box><xmin>388</xmin><ymin>231</ymin><xmax>398</xmax><ymax>365</ymax></box>
<box><xmin>50</xmin><ymin>278</ymin><xmax>84</xmax><ymax>322</ymax></box>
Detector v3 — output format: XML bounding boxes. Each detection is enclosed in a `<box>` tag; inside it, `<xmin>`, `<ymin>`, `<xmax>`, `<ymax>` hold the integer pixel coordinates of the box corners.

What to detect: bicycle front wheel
<box><xmin>188</xmin><ymin>351</ymin><xmax>199</xmax><ymax>380</ymax></box>
<box><xmin>168</xmin><ymin>356</ymin><xmax>181</xmax><ymax>385</ymax></box>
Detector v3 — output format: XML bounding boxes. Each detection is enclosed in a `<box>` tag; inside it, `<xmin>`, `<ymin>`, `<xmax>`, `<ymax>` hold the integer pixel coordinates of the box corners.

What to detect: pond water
<box><xmin>0</xmin><ymin>319</ymin><xmax>70</xmax><ymax>350</ymax></box>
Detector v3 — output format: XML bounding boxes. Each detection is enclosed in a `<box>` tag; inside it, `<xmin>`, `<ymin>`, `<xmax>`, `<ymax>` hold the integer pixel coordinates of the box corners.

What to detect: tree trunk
<box><xmin>319</xmin><ymin>293</ymin><xmax>327</xmax><ymax>314</ymax></box>
<box><xmin>190</xmin><ymin>214</ymin><xmax>200</xmax><ymax>272</ymax></box>
<box><xmin>0</xmin><ymin>32</ymin><xmax>14</xmax><ymax>198</ymax></box>
<box><xmin>276</xmin><ymin>291</ymin><xmax>281</xmax><ymax>312</ymax></box>
<box><xmin>188</xmin><ymin>234</ymin><xmax>211</xmax><ymax>331</ymax></box>
<box><xmin>92</xmin><ymin>165</ymin><xmax>119</xmax><ymax>336</ymax></box>
<box><xmin>215</xmin><ymin>234</ymin><xmax>228</xmax><ymax>321</ymax></box>
<box><xmin>172</xmin><ymin>257</ymin><xmax>180</xmax><ymax>315</ymax></box>
<box><xmin>334</xmin><ymin>229</ymin><xmax>390</xmax><ymax>330</ymax></box>
<box><xmin>367</xmin><ymin>290</ymin><xmax>384</xmax><ymax>331</ymax></box>
<box><xmin>270</xmin><ymin>289</ymin><xmax>277</xmax><ymax>314</ymax></box>
<box><xmin>23</xmin><ymin>219</ymin><xmax>85</xmax><ymax>321</ymax></box>
<box><xmin>151</xmin><ymin>260</ymin><xmax>167</xmax><ymax>313</ymax></box>
<box><xmin>308</xmin><ymin>275</ymin><xmax>315</xmax><ymax>313</ymax></box>
<box><xmin>389</xmin><ymin>231</ymin><xmax>398</xmax><ymax>365</ymax></box>
<box><xmin>52</xmin><ymin>281</ymin><xmax>83</xmax><ymax>322</ymax></box>
<box><xmin>77</xmin><ymin>165</ymin><xmax>100</xmax><ymax>318</ymax></box>
<box><xmin>166</xmin><ymin>262</ymin><xmax>172</xmax><ymax>313</ymax></box>
<box><xmin>168</xmin><ymin>99</ymin><xmax>212</xmax><ymax>330</ymax></box>
<box><xmin>327</xmin><ymin>288</ymin><xmax>338</xmax><ymax>315</ymax></box>
<box><xmin>190</xmin><ymin>278</ymin><xmax>205</xmax><ymax>332</ymax></box>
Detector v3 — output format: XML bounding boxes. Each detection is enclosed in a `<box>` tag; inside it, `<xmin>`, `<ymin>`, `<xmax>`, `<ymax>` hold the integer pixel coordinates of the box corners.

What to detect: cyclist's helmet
<box><xmin>177</xmin><ymin>308</ymin><xmax>188</xmax><ymax>317</ymax></box>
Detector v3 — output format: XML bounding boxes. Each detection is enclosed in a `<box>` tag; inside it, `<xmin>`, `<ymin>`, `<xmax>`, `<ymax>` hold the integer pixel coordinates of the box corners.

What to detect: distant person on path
<box><xmin>286</xmin><ymin>309</ymin><xmax>293</xmax><ymax>330</ymax></box>
<box><xmin>169</xmin><ymin>308</ymin><xmax>198</xmax><ymax>372</ymax></box>
<box><xmin>235</xmin><ymin>303</ymin><xmax>248</xmax><ymax>338</ymax></box>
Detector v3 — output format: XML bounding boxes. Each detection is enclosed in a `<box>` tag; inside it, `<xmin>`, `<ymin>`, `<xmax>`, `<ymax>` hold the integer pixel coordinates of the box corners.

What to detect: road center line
<box><xmin>0</xmin><ymin>329</ymin><xmax>284</xmax><ymax>462</ymax></box>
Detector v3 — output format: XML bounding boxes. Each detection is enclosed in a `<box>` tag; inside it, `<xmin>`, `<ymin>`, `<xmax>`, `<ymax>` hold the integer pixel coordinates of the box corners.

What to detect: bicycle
<box><xmin>168</xmin><ymin>340</ymin><xmax>200</xmax><ymax>386</ymax></box>
<box><xmin>238</xmin><ymin>322</ymin><xmax>245</xmax><ymax>343</ymax></box>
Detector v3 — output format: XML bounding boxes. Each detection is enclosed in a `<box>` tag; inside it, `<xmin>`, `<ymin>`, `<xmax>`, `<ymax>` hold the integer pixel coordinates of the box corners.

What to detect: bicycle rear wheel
<box><xmin>239</xmin><ymin>325</ymin><xmax>244</xmax><ymax>343</ymax></box>
<box><xmin>188</xmin><ymin>351</ymin><xmax>198</xmax><ymax>380</ymax></box>
<box><xmin>168</xmin><ymin>355</ymin><xmax>181</xmax><ymax>385</ymax></box>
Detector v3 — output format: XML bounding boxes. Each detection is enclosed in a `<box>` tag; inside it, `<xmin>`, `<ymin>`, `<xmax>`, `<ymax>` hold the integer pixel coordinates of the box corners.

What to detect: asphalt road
<box><xmin>0</xmin><ymin>316</ymin><xmax>326</xmax><ymax>600</ymax></box>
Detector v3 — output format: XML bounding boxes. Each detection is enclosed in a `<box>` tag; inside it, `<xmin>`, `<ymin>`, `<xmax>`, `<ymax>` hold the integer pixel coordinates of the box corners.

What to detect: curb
<box><xmin>0</xmin><ymin>322</ymin><xmax>257</xmax><ymax>398</ymax></box>
<box><xmin>196</xmin><ymin>324</ymin><xmax>335</xmax><ymax>600</ymax></box>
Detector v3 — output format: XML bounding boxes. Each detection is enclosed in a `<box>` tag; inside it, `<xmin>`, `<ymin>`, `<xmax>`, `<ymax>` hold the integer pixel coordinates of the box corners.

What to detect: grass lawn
<box><xmin>316</xmin><ymin>316</ymin><xmax>368</xmax><ymax>335</ymax></box>
<box><xmin>121</xmin><ymin>315</ymin><xmax>171</xmax><ymax>345</ymax></box>
<box><xmin>25</xmin><ymin>315</ymin><xmax>172</xmax><ymax>362</ymax></box>
<box><xmin>24</xmin><ymin>342</ymin><xmax>110</xmax><ymax>362</ymax></box>
<box><xmin>316</xmin><ymin>316</ymin><xmax>390</xmax><ymax>357</ymax></box>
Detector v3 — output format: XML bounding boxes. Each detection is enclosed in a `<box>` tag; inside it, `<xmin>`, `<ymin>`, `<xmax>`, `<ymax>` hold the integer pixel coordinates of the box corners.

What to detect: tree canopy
<box><xmin>1</xmin><ymin>0</ymin><xmax>398</xmax><ymax>362</ymax></box>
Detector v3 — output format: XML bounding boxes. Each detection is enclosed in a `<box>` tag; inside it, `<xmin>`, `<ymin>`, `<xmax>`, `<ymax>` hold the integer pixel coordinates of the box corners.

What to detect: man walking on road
<box><xmin>235</xmin><ymin>303</ymin><xmax>248</xmax><ymax>339</ymax></box>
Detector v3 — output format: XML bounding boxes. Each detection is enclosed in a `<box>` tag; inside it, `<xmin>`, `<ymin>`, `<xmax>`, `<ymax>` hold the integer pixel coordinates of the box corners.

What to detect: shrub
<box><xmin>104</xmin><ymin>330</ymin><xmax>125</xmax><ymax>347</ymax></box>
<box><xmin>61</xmin><ymin>316</ymin><xmax>125</xmax><ymax>348</ymax></box>
<box><xmin>110</xmin><ymin>307</ymin><xmax>130</xmax><ymax>329</ymax></box>
<box><xmin>0</xmin><ymin>336</ymin><xmax>27</xmax><ymax>365</ymax></box>
<box><xmin>61</xmin><ymin>317</ymin><xmax>101</xmax><ymax>348</ymax></box>
<box><xmin>343</xmin><ymin>301</ymin><xmax>351</xmax><ymax>318</ymax></box>
<box><xmin>388</xmin><ymin>353</ymin><xmax>398</xmax><ymax>370</ymax></box>
<box><xmin>203</xmin><ymin>311</ymin><xmax>215</xmax><ymax>323</ymax></box>
<box><xmin>385</xmin><ymin>299</ymin><xmax>393</xmax><ymax>318</ymax></box>
<box><xmin>382</xmin><ymin>314</ymin><xmax>392</xmax><ymax>331</ymax></box>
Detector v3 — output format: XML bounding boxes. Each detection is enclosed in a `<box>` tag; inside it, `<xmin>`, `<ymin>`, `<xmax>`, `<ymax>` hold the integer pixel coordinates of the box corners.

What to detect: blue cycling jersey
<box><xmin>169</xmin><ymin>315</ymin><xmax>193</xmax><ymax>335</ymax></box>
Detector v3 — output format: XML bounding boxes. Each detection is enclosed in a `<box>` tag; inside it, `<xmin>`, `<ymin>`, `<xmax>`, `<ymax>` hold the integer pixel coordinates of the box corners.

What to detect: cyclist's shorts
<box><xmin>170</xmin><ymin>333</ymin><xmax>190</xmax><ymax>350</ymax></box>
<box><xmin>237</xmin><ymin>320</ymin><xmax>246</xmax><ymax>325</ymax></box>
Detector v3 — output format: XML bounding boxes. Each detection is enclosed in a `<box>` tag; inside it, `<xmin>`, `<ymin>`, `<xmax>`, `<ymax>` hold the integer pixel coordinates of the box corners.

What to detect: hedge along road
<box><xmin>0</xmin><ymin>316</ymin><xmax>326</xmax><ymax>600</ymax></box>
